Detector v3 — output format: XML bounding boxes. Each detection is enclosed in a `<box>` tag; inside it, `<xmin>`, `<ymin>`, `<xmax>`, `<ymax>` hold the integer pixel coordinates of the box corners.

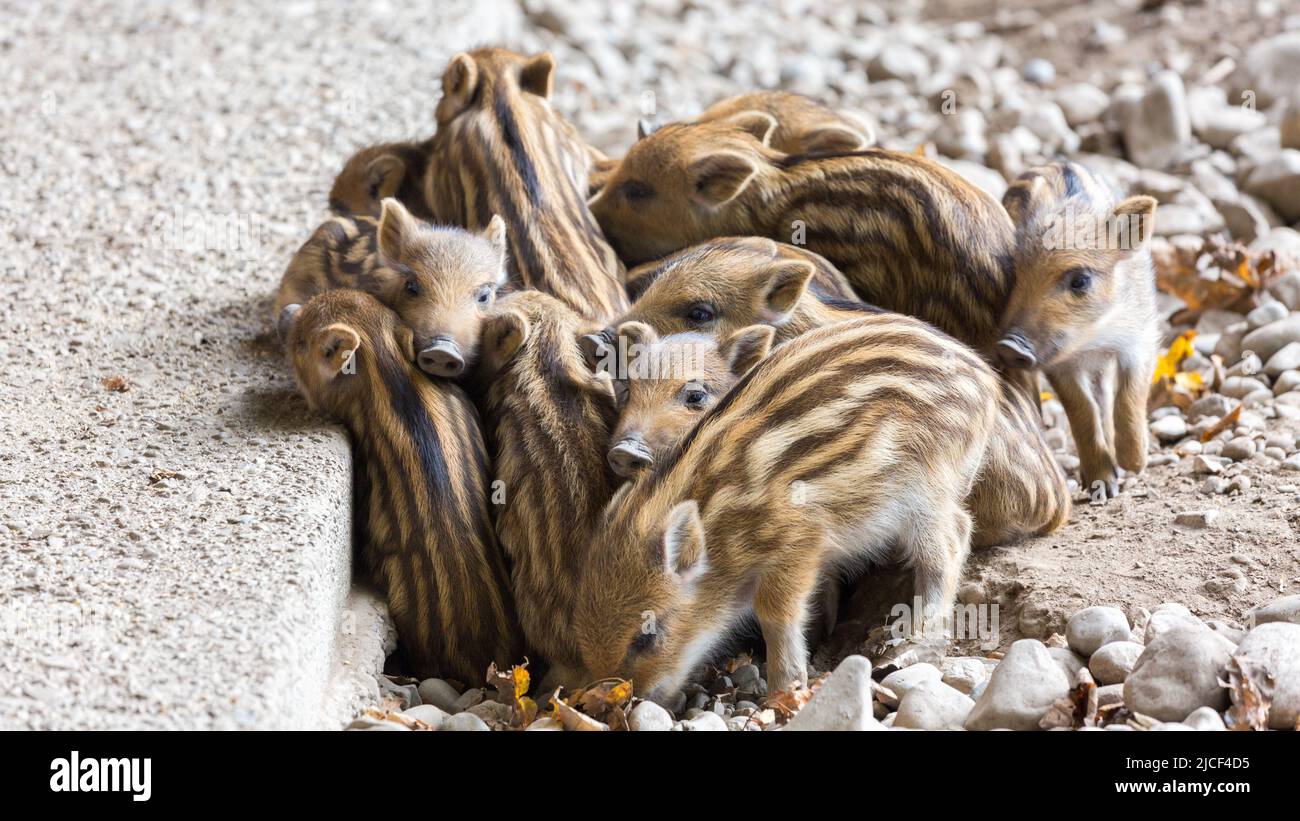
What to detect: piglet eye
<box><xmin>475</xmin><ymin>285</ymin><xmax>495</xmax><ymax>305</ymax></box>
<box><xmin>630</xmin><ymin>630</ymin><xmax>657</xmax><ymax>655</ymax></box>
<box><xmin>405</xmin><ymin>280</ymin><xmax>419</xmax><ymax>297</ymax></box>
<box><xmin>685</xmin><ymin>303</ymin><xmax>715</xmax><ymax>324</ymax></box>
<box><xmin>1068</xmin><ymin>270</ymin><xmax>1092</xmax><ymax>294</ymax></box>
<box><xmin>620</xmin><ymin>180</ymin><xmax>654</xmax><ymax>202</ymax></box>
<box><xmin>683</xmin><ymin>384</ymin><xmax>709</xmax><ymax>408</ymax></box>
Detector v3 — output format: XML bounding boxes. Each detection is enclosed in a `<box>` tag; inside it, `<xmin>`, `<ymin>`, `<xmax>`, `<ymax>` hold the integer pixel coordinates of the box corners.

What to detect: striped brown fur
<box><xmin>998</xmin><ymin>161</ymin><xmax>1159</xmax><ymax>498</ymax></box>
<box><xmin>591</xmin><ymin>91</ymin><xmax>873</xmax><ymax>198</ymax></box>
<box><xmin>609</xmin><ymin>239</ymin><xmax>1069</xmax><ymax>547</ymax></box>
<box><xmin>425</xmin><ymin>48</ymin><xmax>628</xmax><ymax>322</ymax></box>
<box><xmin>574</xmin><ymin>313</ymin><xmax>999</xmax><ymax>698</ymax></box>
<box><xmin>694</xmin><ymin>91</ymin><xmax>873</xmax><ymax>154</ymax></box>
<box><xmin>329</xmin><ymin>138</ymin><xmax>436</xmax><ymax>219</ymax></box>
<box><xmin>589</xmin><ymin>115</ymin><xmax>1018</xmax><ymax>356</ymax></box>
<box><xmin>282</xmin><ymin>289</ymin><xmax>519</xmax><ymax>682</ymax></box>
<box><xmin>275</xmin><ymin>199</ymin><xmax>508</xmax><ymax>378</ymax></box>
<box><xmin>623</xmin><ymin>236</ymin><xmax>856</xmax><ymax>303</ymax></box>
<box><xmin>474</xmin><ymin>290</ymin><xmax>622</xmax><ymax>683</ymax></box>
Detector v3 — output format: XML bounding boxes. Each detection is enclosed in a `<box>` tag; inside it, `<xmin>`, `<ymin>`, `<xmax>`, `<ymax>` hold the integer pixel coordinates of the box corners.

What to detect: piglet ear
<box><xmin>636</xmin><ymin>118</ymin><xmax>659</xmax><ymax>141</ymax></box>
<box><xmin>614</xmin><ymin>320</ymin><xmax>657</xmax><ymax>348</ymax></box>
<box><xmin>1002</xmin><ymin>173</ymin><xmax>1052</xmax><ymax>226</ymax></box>
<box><xmin>437</xmin><ymin>52</ymin><xmax>479</xmax><ymax>125</ymax></box>
<box><xmin>800</xmin><ymin>123</ymin><xmax>870</xmax><ymax>153</ymax></box>
<box><xmin>579</xmin><ymin>328</ymin><xmax>615</xmax><ymax>374</ymax></box>
<box><xmin>659</xmin><ymin>500</ymin><xmax>707</xmax><ymax>583</ymax></box>
<box><xmin>277</xmin><ymin>303</ymin><xmax>302</xmax><ymax>345</ymax></box>
<box><xmin>689</xmin><ymin>152</ymin><xmax>759</xmax><ymax>207</ymax></box>
<box><xmin>377</xmin><ymin>197</ymin><xmax>419</xmax><ymax>265</ymax></box>
<box><xmin>482</xmin><ymin>214</ymin><xmax>509</xmax><ymax>284</ymax></box>
<box><xmin>720</xmin><ymin>324</ymin><xmax>775</xmax><ymax>377</ymax></box>
<box><xmin>480</xmin><ymin>309</ymin><xmax>529</xmax><ymax>374</ymax></box>
<box><xmin>760</xmin><ymin>259</ymin><xmax>816</xmax><ymax>319</ymax></box>
<box><xmin>1110</xmin><ymin>195</ymin><xmax>1158</xmax><ymax>256</ymax></box>
<box><xmin>316</xmin><ymin>323</ymin><xmax>362</xmax><ymax>381</ymax></box>
<box><xmin>520</xmin><ymin>52</ymin><xmax>556</xmax><ymax>98</ymax></box>
<box><xmin>364</xmin><ymin>154</ymin><xmax>406</xmax><ymax>202</ymax></box>
<box><xmin>721</xmin><ymin>109</ymin><xmax>778</xmax><ymax>146</ymax></box>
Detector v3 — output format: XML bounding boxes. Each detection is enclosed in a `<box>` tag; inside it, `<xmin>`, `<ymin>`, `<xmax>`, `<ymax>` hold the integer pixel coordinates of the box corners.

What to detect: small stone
<box><xmin>893</xmin><ymin>680</ymin><xmax>975</xmax><ymax>730</ymax></box>
<box><xmin>1066</xmin><ymin>606</ymin><xmax>1131</xmax><ymax>656</ymax></box>
<box><xmin>1231</xmin><ymin>31</ymin><xmax>1300</xmax><ymax>108</ymax></box>
<box><xmin>466</xmin><ymin>700</ymin><xmax>512</xmax><ymax>725</ymax></box>
<box><xmin>402</xmin><ymin>704</ymin><xmax>449</xmax><ymax>729</ymax></box>
<box><xmin>524</xmin><ymin>716</ymin><xmax>564</xmax><ymax>731</ymax></box>
<box><xmin>1088</xmin><ymin>641</ymin><xmax>1144</xmax><ymax>685</ymax></box>
<box><xmin>1191</xmin><ymin>455</ymin><xmax>1223</xmax><ymax>475</ymax></box>
<box><xmin>628</xmin><ymin>700</ymin><xmax>673</xmax><ymax>731</ymax></box>
<box><xmin>1265</xmin><ymin>342</ymin><xmax>1300</xmax><ymax>377</ymax></box>
<box><xmin>1175</xmin><ymin>509</ymin><xmax>1220</xmax><ymax>528</ymax></box>
<box><xmin>1048</xmin><ymin>646</ymin><xmax>1086</xmax><ymax>680</ymax></box>
<box><xmin>417</xmin><ymin>678</ymin><xmax>461</xmax><ymax>714</ymax></box>
<box><xmin>879</xmin><ymin>662</ymin><xmax>941</xmax><ymax>708</ymax></box>
<box><xmin>378</xmin><ymin>678</ymin><xmax>420</xmax><ymax>711</ymax></box>
<box><xmin>939</xmin><ymin>656</ymin><xmax>996</xmax><ymax>695</ymax></box>
<box><xmin>1145</xmin><ymin>605</ymin><xmax>1200</xmax><ymax>643</ymax></box>
<box><xmin>1222</xmin><ymin>375</ymin><xmax>1268</xmax><ymax>398</ymax></box>
<box><xmin>1220</xmin><ymin>437</ymin><xmax>1257</xmax><ymax>461</ymax></box>
<box><xmin>454</xmin><ymin>688</ymin><xmax>485</xmax><ymax>712</ymax></box>
<box><xmin>1187</xmin><ymin>393</ymin><xmax>1233</xmax><ymax>421</ymax></box>
<box><xmin>1200</xmin><ymin>476</ymin><xmax>1229</xmax><ymax>494</ymax></box>
<box><xmin>1234</xmin><ymin>623</ymin><xmax>1300</xmax><ymax>729</ymax></box>
<box><xmin>1225</xmin><ymin>475</ymin><xmax>1252</xmax><ymax>495</ymax></box>
<box><xmin>731</xmin><ymin>663</ymin><xmax>761</xmax><ymax>691</ymax></box>
<box><xmin>1183</xmin><ymin>706</ymin><xmax>1226</xmax><ymax>731</ymax></box>
<box><xmin>1268</xmin><ymin>268</ymin><xmax>1300</xmax><ymax>311</ymax></box>
<box><xmin>1055</xmin><ymin>82</ymin><xmax>1109</xmax><ymax>126</ymax></box>
<box><xmin>1250</xmin><ymin>594</ymin><xmax>1300</xmax><ymax>626</ymax></box>
<box><xmin>1096</xmin><ymin>683</ymin><xmax>1125</xmax><ymax>708</ymax></box>
<box><xmin>1124</xmin><ymin>624</ymin><xmax>1234</xmax><ymax>722</ymax></box>
<box><xmin>965</xmin><ymin>640</ymin><xmax>1070</xmax><ymax>731</ymax></box>
<box><xmin>1022</xmin><ymin>58</ymin><xmax>1055</xmax><ymax>85</ymax></box>
<box><xmin>440</xmin><ymin>712</ymin><xmax>490</xmax><ymax>732</ymax></box>
<box><xmin>786</xmin><ymin>655</ymin><xmax>885</xmax><ymax>731</ymax></box>
<box><xmin>1247</xmin><ymin>301</ymin><xmax>1290</xmax><ymax>330</ymax></box>
<box><xmin>1150</xmin><ymin>415</ymin><xmax>1188</xmax><ymax>443</ymax></box>
<box><xmin>1244</xmin><ymin>149</ymin><xmax>1300</xmax><ymax>223</ymax></box>
<box><xmin>1241</xmin><ymin>315</ymin><xmax>1300</xmax><ymax>363</ymax></box>
<box><xmin>1274</xmin><ymin>370</ymin><xmax>1300</xmax><ymax>395</ymax></box>
<box><xmin>868</xmin><ymin>44</ymin><xmax>929</xmax><ymax>85</ymax></box>
<box><xmin>679</xmin><ymin>711</ymin><xmax>728</xmax><ymax>731</ymax></box>
<box><xmin>1122</xmin><ymin>71</ymin><xmax>1191</xmax><ymax>168</ymax></box>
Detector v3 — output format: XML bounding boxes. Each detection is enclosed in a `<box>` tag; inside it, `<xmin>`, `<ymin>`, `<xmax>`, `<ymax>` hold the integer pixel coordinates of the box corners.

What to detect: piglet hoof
<box><xmin>1082</xmin><ymin>472</ymin><xmax>1121</xmax><ymax>502</ymax></box>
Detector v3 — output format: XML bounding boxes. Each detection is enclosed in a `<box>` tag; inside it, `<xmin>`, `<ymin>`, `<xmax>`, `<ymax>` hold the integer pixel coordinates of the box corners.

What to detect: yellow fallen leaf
<box><xmin>1040</xmin><ymin>391</ymin><xmax>1054</xmax><ymax>402</ymax></box>
<box><xmin>1152</xmin><ymin>330</ymin><xmax>1197</xmax><ymax>383</ymax></box>
<box><xmin>1173</xmin><ymin>371</ymin><xmax>1204</xmax><ymax>391</ymax></box>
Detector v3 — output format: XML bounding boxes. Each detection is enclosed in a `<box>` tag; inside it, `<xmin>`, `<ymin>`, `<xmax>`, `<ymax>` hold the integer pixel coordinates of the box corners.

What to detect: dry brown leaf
<box><xmin>1200</xmin><ymin>403</ymin><xmax>1243</xmax><ymax>442</ymax></box>
<box><xmin>768</xmin><ymin>672</ymin><xmax>829</xmax><ymax>723</ymax></box>
<box><xmin>574</xmin><ymin>678</ymin><xmax>634</xmax><ymax>730</ymax></box>
<box><xmin>549</xmin><ymin>689</ymin><xmax>610</xmax><ymax>731</ymax></box>
<box><xmin>147</xmin><ymin>468</ymin><xmax>183</xmax><ymax>485</ymax></box>
<box><xmin>1040</xmin><ymin>668</ymin><xmax>1098</xmax><ymax>729</ymax></box>
<box><xmin>1222</xmin><ymin>654</ymin><xmax>1273</xmax><ymax>731</ymax></box>
<box><xmin>1097</xmin><ymin>702</ymin><xmax>1134</xmax><ymax>728</ymax></box>
<box><xmin>486</xmin><ymin>659</ymin><xmax>537</xmax><ymax>728</ymax></box>
<box><xmin>101</xmin><ymin>375</ymin><xmax>131</xmax><ymax>392</ymax></box>
<box><xmin>1154</xmin><ymin>236</ymin><xmax>1268</xmax><ymax>318</ymax></box>
<box><xmin>360</xmin><ymin>706</ymin><xmax>433</xmax><ymax>730</ymax></box>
